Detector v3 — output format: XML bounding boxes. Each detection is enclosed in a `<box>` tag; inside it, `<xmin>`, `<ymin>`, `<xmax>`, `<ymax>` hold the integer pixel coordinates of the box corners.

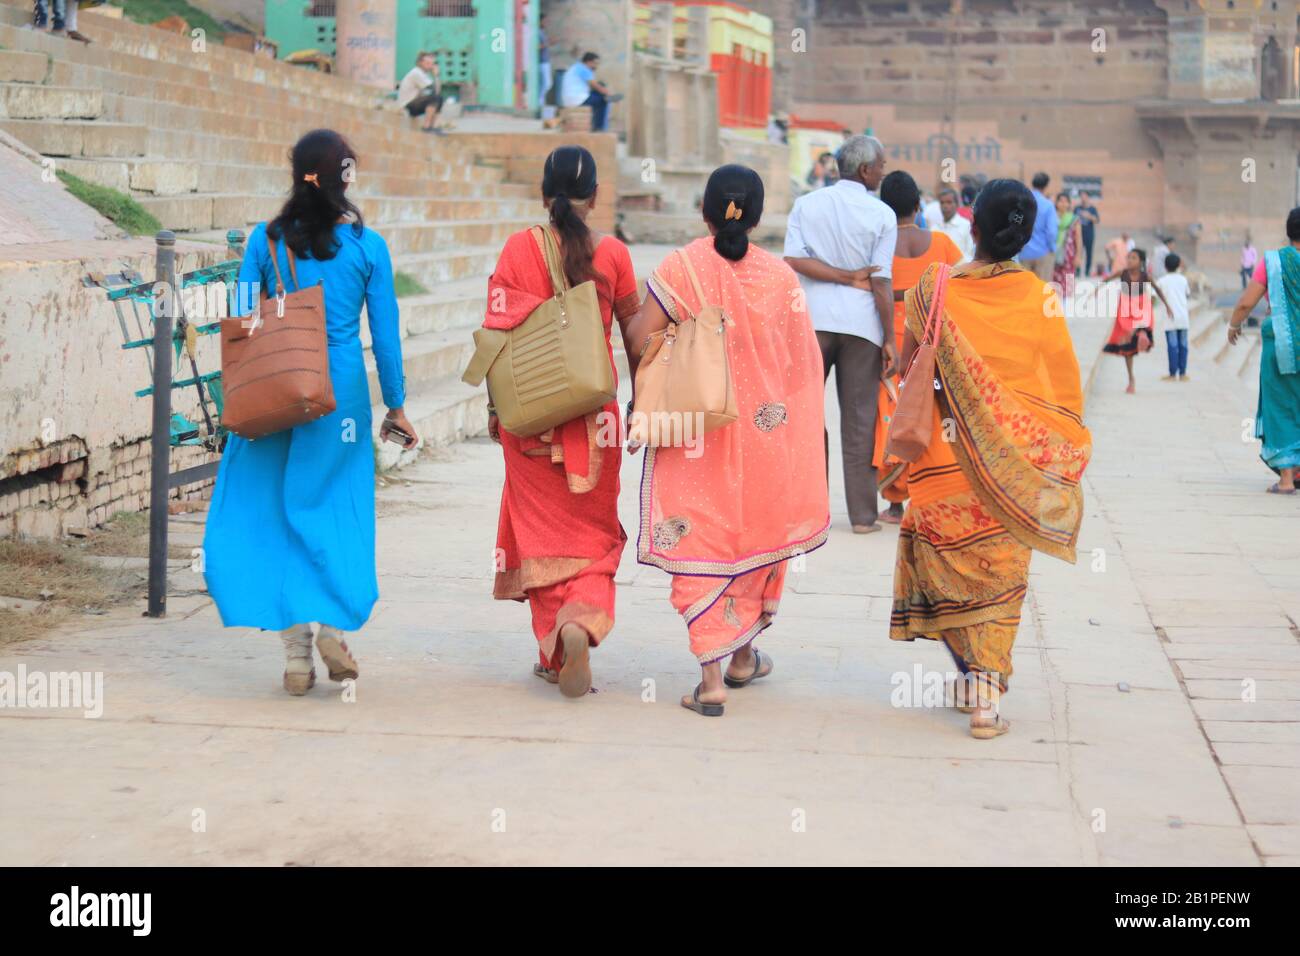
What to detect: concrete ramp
<box><xmin>0</xmin><ymin>131</ymin><xmax>121</xmax><ymax>244</ymax></box>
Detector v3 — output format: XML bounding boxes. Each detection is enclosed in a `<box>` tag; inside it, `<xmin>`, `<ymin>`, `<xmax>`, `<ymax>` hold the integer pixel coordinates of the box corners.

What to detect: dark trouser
<box><xmin>1082</xmin><ymin>236</ymin><xmax>1094</xmax><ymax>276</ymax></box>
<box><xmin>817</xmin><ymin>330</ymin><xmax>881</xmax><ymax>526</ymax></box>
<box><xmin>405</xmin><ymin>92</ymin><xmax>443</xmax><ymax>118</ymax></box>
<box><xmin>1166</xmin><ymin>329</ymin><xmax>1188</xmax><ymax>376</ymax></box>
<box><xmin>1241</xmin><ymin>267</ymin><xmax>1252</xmax><ymax>289</ymax></box>
<box><xmin>583</xmin><ymin>90</ymin><xmax>609</xmax><ymax>131</ymax></box>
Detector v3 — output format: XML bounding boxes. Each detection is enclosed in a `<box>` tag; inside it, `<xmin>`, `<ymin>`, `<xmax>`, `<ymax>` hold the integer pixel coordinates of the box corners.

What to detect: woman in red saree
<box><xmin>891</xmin><ymin>180</ymin><xmax>1092</xmax><ymax>739</ymax></box>
<box><xmin>625</xmin><ymin>165</ymin><xmax>830</xmax><ymax>717</ymax></box>
<box><xmin>1102</xmin><ymin>247</ymin><xmax>1171</xmax><ymax>393</ymax></box>
<box><xmin>482</xmin><ymin>146</ymin><xmax>640</xmax><ymax>698</ymax></box>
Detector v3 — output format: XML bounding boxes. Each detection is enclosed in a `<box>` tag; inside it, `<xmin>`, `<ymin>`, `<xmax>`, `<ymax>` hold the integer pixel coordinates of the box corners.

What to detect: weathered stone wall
<box><xmin>0</xmin><ymin>239</ymin><xmax>225</xmax><ymax>538</ymax></box>
<box><xmin>545</xmin><ymin>0</ymin><xmax>635</xmax><ymax>135</ymax></box>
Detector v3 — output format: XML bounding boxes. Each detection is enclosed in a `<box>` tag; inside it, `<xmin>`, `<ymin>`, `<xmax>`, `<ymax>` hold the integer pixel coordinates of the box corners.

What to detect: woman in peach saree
<box><xmin>890</xmin><ymin>179</ymin><xmax>1092</xmax><ymax>738</ymax></box>
<box><xmin>874</xmin><ymin>171</ymin><xmax>964</xmax><ymax>523</ymax></box>
<box><xmin>626</xmin><ymin>165</ymin><xmax>830</xmax><ymax>717</ymax></box>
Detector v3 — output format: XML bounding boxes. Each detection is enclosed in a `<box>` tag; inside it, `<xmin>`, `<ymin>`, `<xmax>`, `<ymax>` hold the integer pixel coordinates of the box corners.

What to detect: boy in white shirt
<box><xmin>1156</xmin><ymin>253</ymin><xmax>1191</xmax><ymax>381</ymax></box>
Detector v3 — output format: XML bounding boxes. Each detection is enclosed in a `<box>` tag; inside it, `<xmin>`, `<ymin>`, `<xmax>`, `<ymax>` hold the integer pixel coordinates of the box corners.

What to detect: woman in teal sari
<box><xmin>1228</xmin><ymin>206</ymin><xmax>1300</xmax><ymax>494</ymax></box>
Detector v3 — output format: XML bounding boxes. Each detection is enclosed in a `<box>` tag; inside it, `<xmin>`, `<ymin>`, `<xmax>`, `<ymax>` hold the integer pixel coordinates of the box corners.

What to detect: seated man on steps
<box><xmin>398</xmin><ymin>51</ymin><xmax>444</xmax><ymax>135</ymax></box>
<box><xmin>559</xmin><ymin>51</ymin><xmax>623</xmax><ymax>132</ymax></box>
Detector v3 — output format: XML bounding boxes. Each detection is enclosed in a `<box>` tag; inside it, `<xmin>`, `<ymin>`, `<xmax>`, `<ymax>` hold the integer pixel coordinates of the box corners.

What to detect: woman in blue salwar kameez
<box><xmin>203</xmin><ymin>129</ymin><xmax>416</xmax><ymax>694</ymax></box>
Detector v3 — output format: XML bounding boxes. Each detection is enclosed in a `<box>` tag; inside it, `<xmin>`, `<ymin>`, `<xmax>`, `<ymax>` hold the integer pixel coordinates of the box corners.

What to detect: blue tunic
<box><xmin>203</xmin><ymin>222</ymin><xmax>406</xmax><ymax>631</ymax></box>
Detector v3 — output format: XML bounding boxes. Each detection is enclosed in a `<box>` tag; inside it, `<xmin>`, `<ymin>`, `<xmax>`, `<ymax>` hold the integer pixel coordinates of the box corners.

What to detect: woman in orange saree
<box><xmin>874</xmin><ymin>171</ymin><xmax>964</xmax><ymax>523</ymax></box>
<box><xmin>626</xmin><ymin>165</ymin><xmax>830</xmax><ymax>717</ymax></box>
<box><xmin>890</xmin><ymin>179</ymin><xmax>1092</xmax><ymax>739</ymax></box>
<box><xmin>482</xmin><ymin>146</ymin><xmax>640</xmax><ymax>699</ymax></box>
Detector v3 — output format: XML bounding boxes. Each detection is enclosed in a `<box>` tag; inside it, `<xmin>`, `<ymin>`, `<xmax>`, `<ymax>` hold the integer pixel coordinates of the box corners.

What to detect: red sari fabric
<box><xmin>486</xmin><ymin>227</ymin><xmax>639</xmax><ymax>667</ymax></box>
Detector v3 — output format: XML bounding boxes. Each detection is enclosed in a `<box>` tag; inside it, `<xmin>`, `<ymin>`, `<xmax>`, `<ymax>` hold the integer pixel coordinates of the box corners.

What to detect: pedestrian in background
<box><xmin>1157</xmin><ymin>252</ymin><xmax>1191</xmax><ymax>382</ymax></box>
<box><xmin>1019</xmin><ymin>172</ymin><xmax>1059</xmax><ymax>280</ymax></box>
<box><xmin>784</xmin><ymin>134</ymin><xmax>896</xmax><ymax>534</ymax></box>
<box><xmin>1227</xmin><ymin>208</ymin><xmax>1300</xmax><ymax>494</ymax></box>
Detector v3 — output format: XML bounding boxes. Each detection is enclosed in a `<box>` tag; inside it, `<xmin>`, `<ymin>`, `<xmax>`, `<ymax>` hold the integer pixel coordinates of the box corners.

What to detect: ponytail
<box><xmin>541</xmin><ymin>146</ymin><xmax>605</xmax><ymax>293</ymax></box>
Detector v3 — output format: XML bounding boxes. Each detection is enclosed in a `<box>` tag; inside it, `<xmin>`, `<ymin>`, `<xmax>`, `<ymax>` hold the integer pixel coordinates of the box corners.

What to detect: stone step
<box><xmin>56</xmin><ymin>156</ymin><xmax>199</xmax><ymax>196</ymax></box>
<box><xmin>0</xmin><ymin>8</ymin><xmax>376</xmax><ymax>110</ymax></box>
<box><xmin>133</xmin><ymin>193</ymin><xmax>285</xmax><ymax>232</ymax></box>
<box><xmin>371</xmin><ymin>376</ymin><xmax>489</xmax><ymax>470</ymax></box>
<box><xmin>364</xmin><ymin>328</ymin><xmax>475</xmax><ymax>406</ymax></box>
<box><xmin>393</xmin><ymin>246</ymin><xmax>503</xmax><ymax>289</ymax></box>
<box><xmin>0</xmin><ymin>81</ymin><xmax>101</xmax><ymax>119</ymax></box>
<box><xmin>380</xmin><ymin>219</ymin><xmax>535</xmax><ymax>257</ymax></box>
<box><xmin>398</xmin><ymin>277</ymin><xmax>489</xmax><ymax>337</ymax></box>
<box><xmin>0</xmin><ymin>118</ymin><xmax>147</xmax><ymax>157</ymax></box>
<box><xmin>0</xmin><ymin>49</ymin><xmax>46</xmax><ymax>83</ymax></box>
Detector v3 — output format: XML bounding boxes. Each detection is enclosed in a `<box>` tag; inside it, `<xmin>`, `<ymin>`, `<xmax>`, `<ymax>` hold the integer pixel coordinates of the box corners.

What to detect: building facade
<box><xmin>743</xmin><ymin>0</ymin><xmax>1300</xmax><ymax>282</ymax></box>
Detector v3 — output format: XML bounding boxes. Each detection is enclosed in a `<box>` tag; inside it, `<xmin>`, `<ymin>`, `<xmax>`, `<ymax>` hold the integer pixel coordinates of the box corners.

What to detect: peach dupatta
<box><xmin>640</xmin><ymin>238</ymin><xmax>829</xmax><ymax>661</ymax></box>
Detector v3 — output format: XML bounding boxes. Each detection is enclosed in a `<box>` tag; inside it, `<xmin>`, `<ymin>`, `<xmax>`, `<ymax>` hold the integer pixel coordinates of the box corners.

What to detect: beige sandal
<box><xmin>970</xmin><ymin>703</ymin><xmax>1011</xmax><ymax>739</ymax></box>
<box><xmin>557</xmin><ymin>623</ymin><xmax>591</xmax><ymax>698</ymax></box>
<box><xmin>281</xmin><ymin>625</ymin><xmax>316</xmax><ymax>696</ymax></box>
<box><xmin>316</xmin><ymin>625</ymin><xmax>359</xmax><ymax>682</ymax></box>
<box><xmin>532</xmin><ymin>663</ymin><xmax>559</xmax><ymax>684</ymax></box>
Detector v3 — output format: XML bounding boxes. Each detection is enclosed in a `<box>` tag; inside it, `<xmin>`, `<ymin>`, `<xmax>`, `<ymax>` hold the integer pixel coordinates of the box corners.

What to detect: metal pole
<box><xmin>146</xmin><ymin>230</ymin><xmax>177</xmax><ymax>618</ymax></box>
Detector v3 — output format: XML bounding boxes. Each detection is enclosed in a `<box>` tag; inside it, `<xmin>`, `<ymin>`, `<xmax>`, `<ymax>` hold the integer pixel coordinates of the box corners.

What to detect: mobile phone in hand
<box><xmin>381</xmin><ymin>420</ymin><xmax>416</xmax><ymax>446</ymax></box>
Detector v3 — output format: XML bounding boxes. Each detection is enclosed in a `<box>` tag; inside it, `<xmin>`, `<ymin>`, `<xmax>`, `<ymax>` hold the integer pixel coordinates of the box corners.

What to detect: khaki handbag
<box><xmin>628</xmin><ymin>250</ymin><xmax>738</xmax><ymax>447</ymax></box>
<box><xmin>462</xmin><ymin>226</ymin><xmax>615</xmax><ymax>437</ymax></box>
<box><xmin>885</xmin><ymin>262</ymin><xmax>951</xmax><ymax>462</ymax></box>
<box><xmin>220</xmin><ymin>235</ymin><xmax>335</xmax><ymax>440</ymax></box>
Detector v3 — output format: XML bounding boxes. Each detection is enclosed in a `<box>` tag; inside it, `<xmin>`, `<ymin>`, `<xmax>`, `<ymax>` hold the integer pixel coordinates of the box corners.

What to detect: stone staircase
<box><xmin>0</xmin><ymin>1</ymin><xmax>563</xmax><ymax>466</ymax></box>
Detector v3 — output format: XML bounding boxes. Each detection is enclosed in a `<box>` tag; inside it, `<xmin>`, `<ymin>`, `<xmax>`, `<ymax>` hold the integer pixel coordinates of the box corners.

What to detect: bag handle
<box><xmin>533</xmin><ymin>225</ymin><xmax>569</xmax><ymax>296</ymax></box>
<box><xmin>265</xmin><ymin>233</ymin><xmax>300</xmax><ymax>296</ymax></box>
<box><xmin>651</xmin><ymin>269</ymin><xmax>696</xmax><ymax>324</ymax></box>
<box><xmin>918</xmin><ymin>263</ymin><xmax>951</xmax><ymax>347</ymax></box>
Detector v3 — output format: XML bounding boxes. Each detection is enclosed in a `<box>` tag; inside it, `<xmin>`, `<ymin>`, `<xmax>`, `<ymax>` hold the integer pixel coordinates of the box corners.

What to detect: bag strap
<box><xmin>678</xmin><ymin>249</ymin><xmax>709</xmax><ymax>305</ymax></box>
<box><xmin>919</xmin><ymin>263</ymin><xmax>951</xmax><ymax>346</ymax></box>
<box><xmin>265</xmin><ymin>234</ymin><xmax>300</xmax><ymax>295</ymax></box>
<box><xmin>533</xmin><ymin>225</ymin><xmax>569</xmax><ymax>295</ymax></box>
<box><xmin>651</xmin><ymin>269</ymin><xmax>697</xmax><ymax>324</ymax></box>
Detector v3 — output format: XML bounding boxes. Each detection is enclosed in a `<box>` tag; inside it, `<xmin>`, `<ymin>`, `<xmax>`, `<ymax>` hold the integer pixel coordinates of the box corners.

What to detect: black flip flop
<box><xmin>681</xmin><ymin>683</ymin><xmax>724</xmax><ymax>717</ymax></box>
<box><xmin>723</xmin><ymin>648</ymin><xmax>773</xmax><ymax>689</ymax></box>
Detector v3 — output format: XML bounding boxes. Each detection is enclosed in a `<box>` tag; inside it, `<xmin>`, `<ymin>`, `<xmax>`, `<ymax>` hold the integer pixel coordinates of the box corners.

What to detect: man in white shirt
<box><xmin>398</xmin><ymin>51</ymin><xmax>443</xmax><ymax>133</ymax></box>
<box><xmin>933</xmin><ymin>188</ymin><xmax>974</xmax><ymax>262</ymax></box>
<box><xmin>784</xmin><ymin>134</ymin><xmax>897</xmax><ymax>533</ymax></box>
<box><xmin>1156</xmin><ymin>252</ymin><xmax>1191</xmax><ymax>381</ymax></box>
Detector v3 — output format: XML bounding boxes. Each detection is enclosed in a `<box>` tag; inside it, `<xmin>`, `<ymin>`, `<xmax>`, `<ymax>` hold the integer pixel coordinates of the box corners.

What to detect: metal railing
<box><xmin>88</xmin><ymin>229</ymin><xmax>246</xmax><ymax>617</ymax></box>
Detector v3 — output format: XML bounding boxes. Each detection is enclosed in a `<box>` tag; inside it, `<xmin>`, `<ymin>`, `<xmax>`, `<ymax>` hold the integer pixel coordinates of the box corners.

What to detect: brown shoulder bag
<box><xmin>220</xmin><ymin>234</ymin><xmax>336</xmax><ymax>440</ymax></box>
<box><xmin>885</xmin><ymin>262</ymin><xmax>950</xmax><ymax>462</ymax></box>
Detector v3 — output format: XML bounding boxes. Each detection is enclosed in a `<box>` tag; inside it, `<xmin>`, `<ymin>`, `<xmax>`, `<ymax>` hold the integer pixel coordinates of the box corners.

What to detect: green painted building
<box><xmin>264</xmin><ymin>1</ymin><xmax>539</xmax><ymax>110</ymax></box>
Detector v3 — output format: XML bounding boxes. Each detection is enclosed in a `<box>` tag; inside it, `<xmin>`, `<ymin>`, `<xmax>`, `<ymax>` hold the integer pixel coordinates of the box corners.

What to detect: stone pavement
<box><xmin>0</xmin><ymin>286</ymin><xmax>1296</xmax><ymax>866</ymax></box>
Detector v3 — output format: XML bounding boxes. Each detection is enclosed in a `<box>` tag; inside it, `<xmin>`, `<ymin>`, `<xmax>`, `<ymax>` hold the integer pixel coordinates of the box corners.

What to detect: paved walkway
<box><xmin>0</xmin><ymin>288</ymin><xmax>1296</xmax><ymax>865</ymax></box>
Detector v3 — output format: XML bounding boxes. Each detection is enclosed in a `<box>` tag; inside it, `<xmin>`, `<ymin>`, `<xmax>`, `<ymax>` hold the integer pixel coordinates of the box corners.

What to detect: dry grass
<box><xmin>0</xmin><ymin>511</ymin><xmax>178</xmax><ymax>645</ymax></box>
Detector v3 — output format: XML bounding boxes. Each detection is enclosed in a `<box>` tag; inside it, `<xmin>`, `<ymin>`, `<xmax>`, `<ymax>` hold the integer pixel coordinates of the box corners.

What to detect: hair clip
<box><xmin>725</xmin><ymin>200</ymin><xmax>744</xmax><ymax>221</ymax></box>
<box><xmin>303</xmin><ymin>173</ymin><xmax>320</xmax><ymax>187</ymax></box>
<box><xmin>1008</xmin><ymin>209</ymin><xmax>1025</xmax><ymax>225</ymax></box>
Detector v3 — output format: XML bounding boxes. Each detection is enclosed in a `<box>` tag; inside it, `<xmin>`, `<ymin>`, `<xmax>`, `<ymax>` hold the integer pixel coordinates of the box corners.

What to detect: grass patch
<box><xmin>117</xmin><ymin>0</ymin><xmax>227</xmax><ymax>41</ymax></box>
<box><xmin>55</xmin><ymin>169</ymin><xmax>162</xmax><ymax>236</ymax></box>
<box><xmin>394</xmin><ymin>271</ymin><xmax>427</xmax><ymax>298</ymax></box>
<box><xmin>0</xmin><ymin>538</ymin><xmax>142</xmax><ymax>646</ymax></box>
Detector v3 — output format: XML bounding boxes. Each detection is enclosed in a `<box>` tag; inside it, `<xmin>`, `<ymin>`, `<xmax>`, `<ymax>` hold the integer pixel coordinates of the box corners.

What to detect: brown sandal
<box><xmin>557</xmin><ymin>623</ymin><xmax>592</xmax><ymax>698</ymax></box>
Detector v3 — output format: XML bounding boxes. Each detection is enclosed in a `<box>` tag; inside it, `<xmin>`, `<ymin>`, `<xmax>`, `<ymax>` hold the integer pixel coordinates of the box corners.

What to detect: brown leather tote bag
<box><xmin>885</xmin><ymin>262</ymin><xmax>950</xmax><ymax>462</ymax></box>
<box><xmin>220</xmin><ymin>234</ymin><xmax>336</xmax><ymax>440</ymax></box>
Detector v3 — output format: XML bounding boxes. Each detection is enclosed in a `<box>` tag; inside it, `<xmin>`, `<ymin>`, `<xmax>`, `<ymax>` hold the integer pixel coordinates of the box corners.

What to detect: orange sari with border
<box><xmin>486</xmin><ymin>227</ymin><xmax>639</xmax><ymax>669</ymax></box>
<box><xmin>889</xmin><ymin>261</ymin><xmax>1092</xmax><ymax>691</ymax></box>
<box><xmin>641</xmin><ymin>238</ymin><xmax>830</xmax><ymax>663</ymax></box>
